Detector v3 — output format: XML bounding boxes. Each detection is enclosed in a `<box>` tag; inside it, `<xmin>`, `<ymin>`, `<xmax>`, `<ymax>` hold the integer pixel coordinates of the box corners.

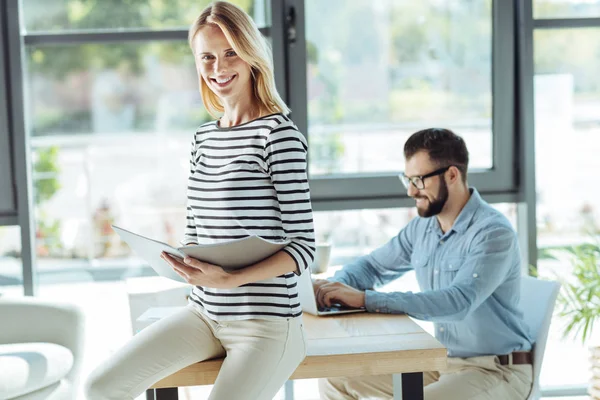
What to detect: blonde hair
<box><xmin>189</xmin><ymin>1</ymin><xmax>290</xmax><ymax>118</ymax></box>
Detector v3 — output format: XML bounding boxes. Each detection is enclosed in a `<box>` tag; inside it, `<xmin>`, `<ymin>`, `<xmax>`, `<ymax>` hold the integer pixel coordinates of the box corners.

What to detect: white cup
<box><xmin>312</xmin><ymin>243</ymin><xmax>331</xmax><ymax>274</ymax></box>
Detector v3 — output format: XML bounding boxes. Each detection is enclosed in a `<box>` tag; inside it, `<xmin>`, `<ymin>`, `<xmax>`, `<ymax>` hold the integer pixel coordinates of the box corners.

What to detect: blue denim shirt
<box><xmin>331</xmin><ymin>189</ymin><xmax>533</xmax><ymax>358</ymax></box>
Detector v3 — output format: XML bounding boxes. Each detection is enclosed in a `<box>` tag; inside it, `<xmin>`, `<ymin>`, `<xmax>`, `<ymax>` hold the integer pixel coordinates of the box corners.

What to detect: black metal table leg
<box><xmin>393</xmin><ymin>372</ymin><xmax>424</xmax><ymax>400</ymax></box>
<box><xmin>148</xmin><ymin>388</ymin><xmax>179</xmax><ymax>400</ymax></box>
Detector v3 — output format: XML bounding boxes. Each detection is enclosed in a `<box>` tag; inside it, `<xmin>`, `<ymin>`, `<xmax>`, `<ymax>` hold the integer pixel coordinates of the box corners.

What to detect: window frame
<box><xmin>9</xmin><ymin>0</ymin><xmax>525</xmax><ymax>289</ymax></box>
<box><xmin>0</xmin><ymin>4</ymin><xmax>17</xmax><ymax>221</ymax></box>
<box><xmin>283</xmin><ymin>0</ymin><xmax>518</xmax><ymax>211</ymax></box>
<box><xmin>528</xmin><ymin>1</ymin><xmax>600</xmax><ymax>397</ymax></box>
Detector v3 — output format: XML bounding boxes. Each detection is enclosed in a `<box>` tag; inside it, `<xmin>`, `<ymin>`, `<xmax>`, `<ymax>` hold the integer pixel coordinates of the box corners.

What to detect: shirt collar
<box><xmin>450</xmin><ymin>188</ymin><xmax>482</xmax><ymax>234</ymax></box>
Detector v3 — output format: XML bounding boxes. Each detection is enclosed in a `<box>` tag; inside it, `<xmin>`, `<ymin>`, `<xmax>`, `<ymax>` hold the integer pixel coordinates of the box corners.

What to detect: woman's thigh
<box><xmin>209</xmin><ymin>317</ymin><xmax>306</xmax><ymax>400</ymax></box>
<box><xmin>85</xmin><ymin>304</ymin><xmax>224</xmax><ymax>400</ymax></box>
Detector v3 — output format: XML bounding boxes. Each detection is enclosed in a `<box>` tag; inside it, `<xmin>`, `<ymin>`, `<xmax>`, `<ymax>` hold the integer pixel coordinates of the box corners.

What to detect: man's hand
<box><xmin>312</xmin><ymin>278</ymin><xmax>329</xmax><ymax>294</ymax></box>
<box><xmin>161</xmin><ymin>252</ymin><xmax>240</xmax><ymax>289</ymax></box>
<box><xmin>314</xmin><ymin>280</ymin><xmax>366</xmax><ymax>309</ymax></box>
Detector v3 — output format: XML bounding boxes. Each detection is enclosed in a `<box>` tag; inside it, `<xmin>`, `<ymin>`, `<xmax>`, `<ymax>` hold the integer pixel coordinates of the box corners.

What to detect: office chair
<box><xmin>519</xmin><ymin>275</ymin><xmax>561</xmax><ymax>400</ymax></box>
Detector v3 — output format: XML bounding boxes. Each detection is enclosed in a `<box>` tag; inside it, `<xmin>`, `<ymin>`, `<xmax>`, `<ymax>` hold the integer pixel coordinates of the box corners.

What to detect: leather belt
<box><xmin>498</xmin><ymin>351</ymin><xmax>532</xmax><ymax>366</ymax></box>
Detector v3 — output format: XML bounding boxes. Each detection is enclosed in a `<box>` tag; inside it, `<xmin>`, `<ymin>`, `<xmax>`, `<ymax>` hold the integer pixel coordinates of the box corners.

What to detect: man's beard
<box><xmin>416</xmin><ymin>178</ymin><xmax>449</xmax><ymax>218</ymax></box>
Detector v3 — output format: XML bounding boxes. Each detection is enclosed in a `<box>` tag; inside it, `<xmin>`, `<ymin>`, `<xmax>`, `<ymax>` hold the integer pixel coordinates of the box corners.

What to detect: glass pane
<box><xmin>305</xmin><ymin>0</ymin><xmax>493</xmax><ymax>176</ymax></box>
<box><xmin>535</xmin><ymin>0</ymin><xmax>600</xmax><ymax>19</ymax></box>
<box><xmin>26</xmin><ymin>42</ymin><xmax>205</xmax><ymax>136</ymax></box>
<box><xmin>534</xmin><ymin>28</ymin><xmax>600</xmax><ymax>388</ymax></box>
<box><xmin>21</xmin><ymin>0</ymin><xmax>266</xmax><ymax>32</ymax></box>
<box><xmin>31</xmin><ymin>138</ymin><xmax>190</xmax><ymax>267</ymax></box>
<box><xmin>27</xmin><ymin>42</ymin><xmax>203</xmax><ymax>275</ymax></box>
<box><xmin>0</xmin><ymin>226</ymin><xmax>23</xmax><ymax>296</ymax></box>
<box><xmin>314</xmin><ymin>208</ymin><xmax>414</xmax><ymax>267</ymax></box>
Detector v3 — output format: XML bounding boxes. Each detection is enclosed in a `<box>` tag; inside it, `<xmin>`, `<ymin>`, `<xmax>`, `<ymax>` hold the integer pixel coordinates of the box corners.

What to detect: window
<box><xmin>302</xmin><ymin>0</ymin><xmax>517</xmax><ymax>208</ymax></box>
<box><xmin>534</xmin><ymin>0</ymin><xmax>600</xmax><ymax>19</ymax></box>
<box><xmin>27</xmin><ymin>42</ymin><xmax>201</xmax><ymax>136</ymax></box>
<box><xmin>22</xmin><ymin>0</ymin><xmax>262</xmax><ymax>32</ymax></box>
<box><xmin>22</xmin><ymin>1</ymin><xmax>268</xmax><ymax>273</ymax></box>
<box><xmin>534</xmin><ymin>28</ymin><xmax>600</xmax><ymax>388</ymax></box>
<box><xmin>314</xmin><ymin>207</ymin><xmax>415</xmax><ymax>264</ymax></box>
<box><xmin>27</xmin><ymin>41</ymin><xmax>199</xmax><ymax>271</ymax></box>
<box><xmin>306</xmin><ymin>0</ymin><xmax>493</xmax><ymax>176</ymax></box>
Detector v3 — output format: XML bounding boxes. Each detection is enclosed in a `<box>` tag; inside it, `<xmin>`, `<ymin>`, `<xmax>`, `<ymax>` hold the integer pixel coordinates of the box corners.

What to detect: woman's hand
<box><xmin>161</xmin><ymin>252</ymin><xmax>240</xmax><ymax>289</ymax></box>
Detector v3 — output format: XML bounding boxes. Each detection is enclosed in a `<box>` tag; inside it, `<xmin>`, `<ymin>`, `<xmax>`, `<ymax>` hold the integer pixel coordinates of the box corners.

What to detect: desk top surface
<box><xmin>152</xmin><ymin>312</ymin><xmax>447</xmax><ymax>387</ymax></box>
<box><xmin>302</xmin><ymin>312</ymin><xmax>445</xmax><ymax>357</ymax></box>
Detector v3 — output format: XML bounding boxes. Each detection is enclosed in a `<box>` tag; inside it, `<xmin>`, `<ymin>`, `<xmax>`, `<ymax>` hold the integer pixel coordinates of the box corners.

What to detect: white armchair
<box><xmin>0</xmin><ymin>297</ymin><xmax>85</xmax><ymax>400</ymax></box>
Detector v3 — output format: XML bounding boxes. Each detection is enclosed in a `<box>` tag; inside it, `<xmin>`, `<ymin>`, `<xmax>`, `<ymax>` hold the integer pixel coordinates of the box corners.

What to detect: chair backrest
<box><xmin>519</xmin><ymin>275</ymin><xmax>561</xmax><ymax>400</ymax></box>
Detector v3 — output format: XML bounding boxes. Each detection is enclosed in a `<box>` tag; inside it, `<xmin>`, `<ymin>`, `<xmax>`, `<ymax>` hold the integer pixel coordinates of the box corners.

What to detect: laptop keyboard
<box><xmin>318</xmin><ymin>304</ymin><xmax>353</xmax><ymax>312</ymax></box>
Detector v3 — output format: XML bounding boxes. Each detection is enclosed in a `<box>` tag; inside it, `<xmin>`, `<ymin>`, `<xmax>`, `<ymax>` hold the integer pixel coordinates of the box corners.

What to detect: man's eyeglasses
<box><xmin>399</xmin><ymin>166</ymin><xmax>452</xmax><ymax>190</ymax></box>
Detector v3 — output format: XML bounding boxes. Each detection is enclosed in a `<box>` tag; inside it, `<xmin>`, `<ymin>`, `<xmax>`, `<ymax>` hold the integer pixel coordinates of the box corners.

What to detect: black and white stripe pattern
<box><xmin>183</xmin><ymin>113</ymin><xmax>315</xmax><ymax>320</ymax></box>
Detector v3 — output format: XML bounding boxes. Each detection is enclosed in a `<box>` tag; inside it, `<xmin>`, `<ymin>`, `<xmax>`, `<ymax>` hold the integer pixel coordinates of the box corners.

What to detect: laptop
<box><xmin>297</xmin><ymin>269</ymin><xmax>366</xmax><ymax>316</ymax></box>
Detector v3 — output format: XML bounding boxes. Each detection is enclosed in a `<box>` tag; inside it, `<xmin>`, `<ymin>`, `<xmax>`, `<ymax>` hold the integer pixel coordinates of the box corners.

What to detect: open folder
<box><xmin>112</xmin><ymin>225</ymin><xmax>291</xmax><ymax>283</ymax></box>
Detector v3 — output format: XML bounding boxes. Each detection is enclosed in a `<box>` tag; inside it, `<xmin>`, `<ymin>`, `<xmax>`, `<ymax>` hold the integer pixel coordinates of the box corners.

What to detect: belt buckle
<box><xmin>498</xmin><ymin>354</ymin><xmax>512</xmax><ymax>366</ymax></box>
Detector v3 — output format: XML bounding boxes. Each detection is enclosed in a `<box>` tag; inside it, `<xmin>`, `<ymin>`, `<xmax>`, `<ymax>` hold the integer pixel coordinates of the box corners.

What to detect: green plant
<box><xmin>33</xmin><ymin>146</ymin><xmax>61</xmax><ymax>205</ymax></box>
<box><xmin>556</xmin><ymin>237</ymin><xmax>600</xmax><ymax>344</ymax></box>
<box><xmin>528</xmin><ymin>264</ymin><xmax>539</xmax><ymax>278</ymax></box>
<box><xmin>33</xmin><ymin>146</ymin><xmax>63</xmax><ymax>256</ymax></box>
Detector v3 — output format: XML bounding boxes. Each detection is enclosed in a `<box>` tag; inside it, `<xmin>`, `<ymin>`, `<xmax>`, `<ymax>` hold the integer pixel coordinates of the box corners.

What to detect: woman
<box><xmin>84</xmin><ymin>2</ymin><xmax>315</xmax><ymax>399</ymax></box>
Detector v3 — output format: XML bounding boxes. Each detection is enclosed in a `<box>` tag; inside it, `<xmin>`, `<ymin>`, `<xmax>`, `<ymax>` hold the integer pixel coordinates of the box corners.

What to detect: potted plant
<box><xmin>555</xmin><ymin>238</ymin><xmax>600</xmax><ymax>399</ymax></box>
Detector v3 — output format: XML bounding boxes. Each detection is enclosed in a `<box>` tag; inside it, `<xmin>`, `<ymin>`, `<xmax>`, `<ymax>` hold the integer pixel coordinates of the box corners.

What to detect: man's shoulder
<box><xmin>476</xmin><ymin>203</ymin><xmax>515</xmax><ymax>230</ymax></box>
<box><xmin>469</xmin><ymin>205</ymin><xmax>517</xmax><ymax>246</ymax></box>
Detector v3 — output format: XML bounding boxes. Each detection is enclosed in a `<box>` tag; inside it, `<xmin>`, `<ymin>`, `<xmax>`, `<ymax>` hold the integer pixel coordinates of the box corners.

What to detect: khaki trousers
<box><xmin>319</xmin><ymin>355</ymin><xmax>533</xmax><ymax>400</ymax></box>
<box><xmin>85</xmin><ymin>303</ymin><xmax>306</xmax><ymax>400</ymax></box>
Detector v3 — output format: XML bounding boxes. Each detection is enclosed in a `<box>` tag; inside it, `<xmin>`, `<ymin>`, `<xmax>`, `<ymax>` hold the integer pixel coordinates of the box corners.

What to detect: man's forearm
<box><xmin>364</xmin><ymin>286</ymin><xmax>473</xmax><ymax>321</ymax></box>
<box><xmin>330</xmin><ymin>257</ymin><xmax>379</xmax><ymax>290</ymax></box>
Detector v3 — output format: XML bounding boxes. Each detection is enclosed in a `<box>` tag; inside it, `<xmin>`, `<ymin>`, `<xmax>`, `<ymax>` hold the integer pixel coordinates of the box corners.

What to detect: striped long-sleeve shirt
<box><xmin>183</xmin><ymin>113</ymin><xmax>316</xmax><ymax>321</ymax></box>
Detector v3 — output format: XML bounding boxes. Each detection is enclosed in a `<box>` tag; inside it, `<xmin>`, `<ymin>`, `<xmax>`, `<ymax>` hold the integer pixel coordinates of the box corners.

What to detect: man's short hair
<box><xmin>404</xmin><ymin>128</ymin><xmax>469</xmax><ymax>183</ymax></box>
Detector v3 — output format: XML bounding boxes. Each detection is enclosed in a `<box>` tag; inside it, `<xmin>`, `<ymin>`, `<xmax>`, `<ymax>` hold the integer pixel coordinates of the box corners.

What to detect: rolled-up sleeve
<box><xmin>365</xmin><ymin>226</ymin><xmax>517</xmax><ymax>320</ymax></box>
<box><xmin>265</xmin><ymin>124</ymin><xmax>316</xmax><ymax>274</ymax></box>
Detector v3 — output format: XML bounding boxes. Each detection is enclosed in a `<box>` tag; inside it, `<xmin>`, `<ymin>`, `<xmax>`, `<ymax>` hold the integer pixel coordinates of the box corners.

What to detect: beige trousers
<box><xmin>85</xmin><ymin>303</ymin><xmax>306</xmax><ymax>400</ymax></box>
<box><xmin>319</xmin><ymin>355</ymin><xmax>533</xmax><ymax>400</ymax></box>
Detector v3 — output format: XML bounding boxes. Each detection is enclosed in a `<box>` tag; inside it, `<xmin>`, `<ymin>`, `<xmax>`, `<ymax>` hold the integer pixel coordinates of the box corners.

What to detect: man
<box><xmin>315</xmin><ymin>128</ymin><xmax>533</xmax><ymax>400</ymax></box>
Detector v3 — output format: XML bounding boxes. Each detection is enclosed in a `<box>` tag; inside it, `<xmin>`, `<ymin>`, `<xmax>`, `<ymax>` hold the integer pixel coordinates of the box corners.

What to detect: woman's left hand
<box><xmin>161</xmin><ymin>252</ymin><xmax>240</xmax><ymax>289</ymax></box>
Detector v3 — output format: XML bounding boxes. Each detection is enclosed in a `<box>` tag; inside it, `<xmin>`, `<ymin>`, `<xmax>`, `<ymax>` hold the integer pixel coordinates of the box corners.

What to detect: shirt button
<box><xmin>375</xmin><ymin>309</ymin><xmax>380</xmax><ymax>313</ymax></box>
<box><xmin>439</xmin><ymin>327</ymin><xmax>445</xmax><ymax>332</ymax></box>
<box><xmin>434</xmin><ymin>269</ymin><xmax>439</xmax><ymax>275</ymax></box>
<box><xmin>473</xmin><ymin>273</ymin><xmax>478</xmax><ymax>278</ymax></box>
